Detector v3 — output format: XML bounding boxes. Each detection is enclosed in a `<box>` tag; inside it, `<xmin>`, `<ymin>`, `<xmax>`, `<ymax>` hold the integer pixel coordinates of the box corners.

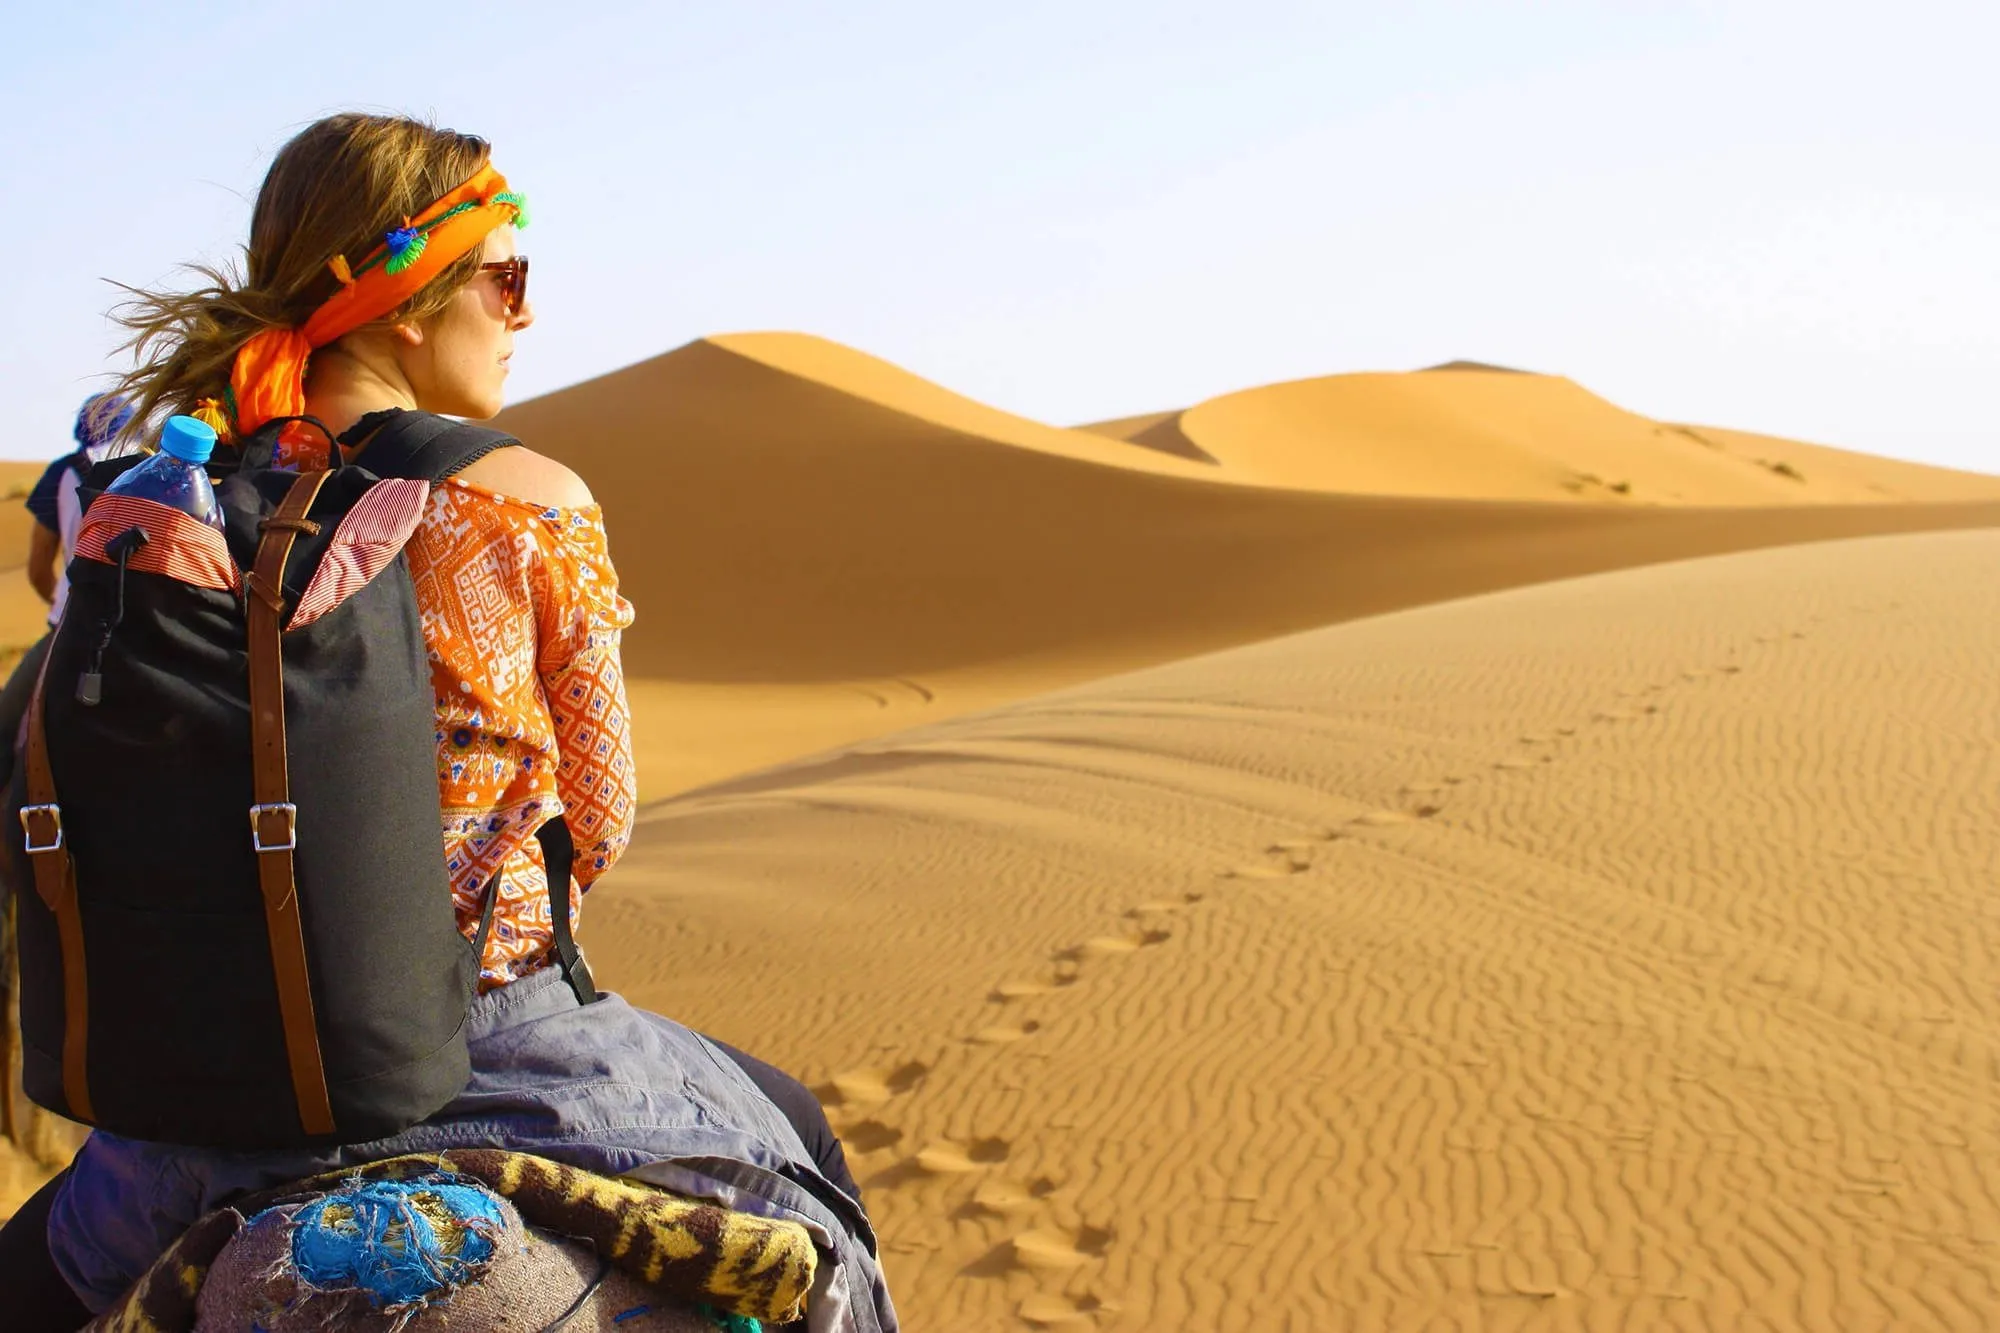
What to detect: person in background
<box><xmin>21</xmin><ymin>393</ymin><xmax>136</xmax><ymax>621</ymax></box>
<box><xmin>0</xmin><ymin>395</ymin><xmax>136</xmax><ymax>794</ymax></box>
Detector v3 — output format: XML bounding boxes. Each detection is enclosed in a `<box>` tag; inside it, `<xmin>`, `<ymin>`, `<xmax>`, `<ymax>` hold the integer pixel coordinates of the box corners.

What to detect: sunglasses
<box><xmin>479</xmin><ymin>255</ymin><xmax>529</xmax><ymax>316</ymax></box>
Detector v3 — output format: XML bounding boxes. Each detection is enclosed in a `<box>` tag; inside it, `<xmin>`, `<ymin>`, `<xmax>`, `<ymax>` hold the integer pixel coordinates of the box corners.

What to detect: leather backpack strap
<box><xmin>246</xmin><ymin>470</ymin><xmax>336</xmax><ymax>1138</ymax></box>
<box><xmin>20</xmin><ymin>624</ymin><xmax>94</xmax><ymax>1122</ymax></box>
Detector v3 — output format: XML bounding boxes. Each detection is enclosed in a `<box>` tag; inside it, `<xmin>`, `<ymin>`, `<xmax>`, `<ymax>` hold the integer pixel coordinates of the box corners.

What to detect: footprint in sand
<box><xmin>1220</xmin><ymin>860</ymin><xmax>1305</xmax><ymax>880</ymax></box>
<box><xmin>913</xmin><ymin>1136</ymin><xmax>1012</xmax><ymax>1175</ymax></box>
<box><xmin>955</xmin><ymin>1174</ymin><xmax>1060</xmax><ymax>1221</ymax></box>
<box><xmin>841</xmin><ymin>1119</ymin><xmax>905</xmax><ymax>1153</ymax></box>
<box><xmin>1018</xmin><ymin>1293</ymin><xmax>1107</xmax><ymax>1328</ymax></box>
<box><xmin>1053</xmin><ymin>929</ymin><xmax>1171</xmax><ymax>963</ymax></box>
<box><xmin>814</xmin><ymin>1059</ymin><xmax>931</xmax><ymax>1112</ymax></box>
<box><xmin>1010</xmin><ymin>1224</ymin><xmax>1115</xmax><ymax>1272</ymax></box>
<box><xmin>962</xmin><ymin>1222</ymin><xmax>1115</xmax><ymax>1279</ymax></box>
<box><xmin>1316</xmin><ymin>804</ymin><xmax>1441</xmax><ymax>840</ymax></box>
<box><xmin>967</xmin><ymin>1020</ymin><xmax>1042</xmax><ymax>1045</ymax></box>
<box><xmin>1216</xmin><ymin>841</ymin><xmax>1316</xmax><ymax>877</ymax></box>
<box><xmin>988</xmin><ymin>976</ymin><xmax>1078</xmax><ymax>1003</ymax></box>
<box><xmin>870</xmin><ymin>1135</ymin><xmax>1013</xmax><ymax>1192</ymax></box>
<box><xmin>1124</xmin><ymin>892</ymin><xmax>1201</xmax><ymax>920</ymax></box>
<box><xmin>1355</xmin><ymin>806</ymin><xmax>1442</xmax><ymax>827</ymax></box>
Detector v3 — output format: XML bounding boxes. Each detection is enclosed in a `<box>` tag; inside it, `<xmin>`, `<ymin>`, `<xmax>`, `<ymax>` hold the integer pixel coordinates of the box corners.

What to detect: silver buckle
<box><xmin>249</xmin><ymin>803</ymin><xmax>298</xmax><ymax>853</ymax></box>
<box><xmin>19</xmin><ymin>803</ymin><xmax>63</xmax><ymax>854</ymax></box>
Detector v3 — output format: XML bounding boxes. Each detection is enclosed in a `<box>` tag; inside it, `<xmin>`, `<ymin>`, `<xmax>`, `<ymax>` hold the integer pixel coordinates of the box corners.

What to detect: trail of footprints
<box><xmin>816</xmin><ymin>617</ymin><xmax>1832</xmax><ymax>1326</ymax></box>
<box><xmin>815</xmin><ymin>1046</ymin><xmax>1116</xmax><ymax>1327</ymax></box>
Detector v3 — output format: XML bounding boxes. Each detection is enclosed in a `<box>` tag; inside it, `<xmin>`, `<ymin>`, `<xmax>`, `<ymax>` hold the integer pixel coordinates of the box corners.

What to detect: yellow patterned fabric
<box><xmin>87</xmin><ymin>1149</ymin><xmax>817</xmax><ymax>1331</ymax></box>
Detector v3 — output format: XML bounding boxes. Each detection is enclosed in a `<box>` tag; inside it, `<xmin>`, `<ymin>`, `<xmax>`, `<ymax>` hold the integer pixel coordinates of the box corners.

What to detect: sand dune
<box><xmin>591</xmin><ymin>530</ymin><xmax>2000</xmax><ymax>1330</ymax></box>
<box><xmin>498</xmin><ymin>335</ymin><xmax>1998</xmax><ymax>793</ymax></box>
<box><xmin>0</xmin><ymin>460</ymin><xmax>72</xmax><ymax>656</ymax></box>
<box><xmin>0</xmin><ymin>461</ymin><xmax>50</xmax><ymax>603</ymax></box>
<box><xmin>1085</xmin><ymin>366</ymin><xmax>2000</xmax><ymax>505</ymax></box>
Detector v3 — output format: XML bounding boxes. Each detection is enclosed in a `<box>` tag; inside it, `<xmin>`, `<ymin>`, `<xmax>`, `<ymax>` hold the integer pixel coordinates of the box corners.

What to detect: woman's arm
<box><xmin>494</xmin><ymin>446</ymin><xmax>637</xmax><ymax>888</ymax></box>
<box><xmin>26</xmin><ymin>523</ymin><xmax>59</xmax><ymax>604</ymax></box>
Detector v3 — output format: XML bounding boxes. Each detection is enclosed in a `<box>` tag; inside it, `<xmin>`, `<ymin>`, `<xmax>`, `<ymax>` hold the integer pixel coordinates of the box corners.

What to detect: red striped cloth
<box><xmin>288</xmin><ymin>478</ymin><xmax>429</xmax><ymax>628</ymax></box>
<box><xmin>74</xmin><ymin>495</ymin><xmax>238</xmax><ymax>592</ymax></box>
<box><xmin>76</xmin><ymin>479</ymin><xmax>430</xmax><ymax>628</ymax></box>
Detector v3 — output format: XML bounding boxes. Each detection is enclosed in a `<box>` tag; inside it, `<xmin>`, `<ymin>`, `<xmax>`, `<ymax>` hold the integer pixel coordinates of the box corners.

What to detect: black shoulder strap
<box><xmin>344</xmin><ymin>410</ymin><xmax>519</xmax><ymax>484</ymax></box>
<box><xmin>533</xmin><ymin>816</ymin><xmax>599</xmax><ymax>1006</ymax></box>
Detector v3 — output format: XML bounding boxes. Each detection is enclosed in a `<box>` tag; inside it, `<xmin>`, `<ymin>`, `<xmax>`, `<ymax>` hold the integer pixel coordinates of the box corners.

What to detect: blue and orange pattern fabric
<box><xmin>402</xmin><ymin>477</ymin><xmax>638</xmax><ymax>988</ymax></box>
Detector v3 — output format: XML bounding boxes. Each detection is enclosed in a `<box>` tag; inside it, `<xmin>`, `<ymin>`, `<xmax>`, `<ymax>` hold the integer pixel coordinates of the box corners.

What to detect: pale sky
<box><xmin>2</xmin><ymin>1</ymin><xmax>1994</xmax><ymax>472</ymax></box>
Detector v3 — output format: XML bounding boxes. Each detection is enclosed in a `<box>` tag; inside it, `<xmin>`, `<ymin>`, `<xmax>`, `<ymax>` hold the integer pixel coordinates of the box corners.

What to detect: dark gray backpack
<box><xmin>7</xmin><ymin>410</ymin><xmax>593</xmax><ymax>1149</ymax></box>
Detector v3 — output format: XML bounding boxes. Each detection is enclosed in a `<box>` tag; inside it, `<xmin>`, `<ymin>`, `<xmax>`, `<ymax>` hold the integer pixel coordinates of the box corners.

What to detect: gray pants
<box><xmin>47</xmin><ymin>964</ymin><xmax>895</xmax><ymax>1331</ymax></box>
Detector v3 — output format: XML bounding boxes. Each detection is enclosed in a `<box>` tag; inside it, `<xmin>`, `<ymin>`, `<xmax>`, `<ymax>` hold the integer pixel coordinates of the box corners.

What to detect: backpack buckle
<box><xmin>19</xmin><ymin>804</ymin><xmax>63</xmax><ymax>854</ymax></box>
<box><xmin>249</xmin><ymin>803</ymin><xmax>298</xmax><ymax>853</ymax></box>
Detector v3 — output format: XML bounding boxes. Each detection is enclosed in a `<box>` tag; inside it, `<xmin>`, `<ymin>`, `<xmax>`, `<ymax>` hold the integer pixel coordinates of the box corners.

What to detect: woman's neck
<box><xmin>302</xmin><ymin>343</ymin><xmax>417</xmax><ymax>443</ymax></box>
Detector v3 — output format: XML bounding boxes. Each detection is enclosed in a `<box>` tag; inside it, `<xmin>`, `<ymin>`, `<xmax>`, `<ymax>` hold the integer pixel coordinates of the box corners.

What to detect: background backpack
<box><xmin>7</xmin><ymin>410</ymin><xmax>593</xmax><ymax>1149</ymax></box>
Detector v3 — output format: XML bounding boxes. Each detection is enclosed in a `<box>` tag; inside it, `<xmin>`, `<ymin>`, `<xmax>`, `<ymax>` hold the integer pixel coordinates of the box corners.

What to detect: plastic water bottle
<box><xmin>103</xmin><ymin>415</ymin><xmax>225</xmax><ymax>530</ymax></box>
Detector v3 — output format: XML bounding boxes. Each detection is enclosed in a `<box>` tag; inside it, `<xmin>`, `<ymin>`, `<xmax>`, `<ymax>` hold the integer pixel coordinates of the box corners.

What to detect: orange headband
<box><xmin>222</xmin><ymin>163</ymin><xmax>526</xmax><ymax>443</ymax></box>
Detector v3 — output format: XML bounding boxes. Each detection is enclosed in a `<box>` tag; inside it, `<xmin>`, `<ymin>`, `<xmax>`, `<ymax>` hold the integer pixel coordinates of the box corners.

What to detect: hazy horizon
<box><xmin>2</xmin><ymin>2</ymin><xmax>1993</xmax><ymax>473</ymax></box>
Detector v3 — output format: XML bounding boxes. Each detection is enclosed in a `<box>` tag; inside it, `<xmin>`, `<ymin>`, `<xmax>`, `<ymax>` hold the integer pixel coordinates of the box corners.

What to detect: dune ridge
<box><xmin>1084</xmin><ymin>365</ymin><xmax>2000</xmax><ymax>504</ymax></box>
<box><xmin>504</xmin><ymin>335</ymin><xmax>1999</xmax><ymax>689</ymax></box>
<box><xmin>496</xmin><ymin>333</ymin><xmax>1997</xmax><ymax>794</ymax></box>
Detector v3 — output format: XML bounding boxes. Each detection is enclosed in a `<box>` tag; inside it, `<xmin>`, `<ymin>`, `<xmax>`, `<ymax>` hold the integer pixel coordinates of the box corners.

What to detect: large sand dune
<box><xmin>592</xmin><ymin>530</ymin><xmax>2000</xmax><ymax>1330</ymax></box>
<box><xmin>498</xmin><ymin>334</ymin><xmax>1999</xmax><ymax>794</ymax></box>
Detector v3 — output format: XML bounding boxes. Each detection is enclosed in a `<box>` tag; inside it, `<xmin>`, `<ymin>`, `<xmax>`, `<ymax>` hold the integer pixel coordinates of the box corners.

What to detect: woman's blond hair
<box><xmin>108</xmin><ymin>113</ymin><xmax>493</xmax><ymax>438</ymax></box>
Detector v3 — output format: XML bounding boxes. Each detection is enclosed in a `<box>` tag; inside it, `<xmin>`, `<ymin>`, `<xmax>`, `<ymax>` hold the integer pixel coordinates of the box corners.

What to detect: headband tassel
<box><xmin>191</xmin><ymin>397</ymin><xmax>232</xmax><ymax>440</ymax></box>
<box><xmin>491</xmin><ymin>191</ymin><xmax>530</xmax><ymax>229</ymax></box>
<box><xmin>382</xmin><ymin>223</ymin><xmax>427</xmax><ymax>275</ymax></box>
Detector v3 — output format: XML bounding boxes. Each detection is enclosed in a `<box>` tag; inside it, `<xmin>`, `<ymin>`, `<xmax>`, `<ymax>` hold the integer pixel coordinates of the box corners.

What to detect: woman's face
<box><xmin>401</xmin><ymin>227</ymin><xmax>534</xmax><ymax>420</ymax></box>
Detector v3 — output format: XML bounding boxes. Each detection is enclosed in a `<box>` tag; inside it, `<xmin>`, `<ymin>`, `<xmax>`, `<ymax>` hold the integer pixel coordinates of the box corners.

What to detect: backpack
<box><xmin>7</xmin><ymin>410</ymin><xmax>596</xmax><ymax>1149</ymax></box>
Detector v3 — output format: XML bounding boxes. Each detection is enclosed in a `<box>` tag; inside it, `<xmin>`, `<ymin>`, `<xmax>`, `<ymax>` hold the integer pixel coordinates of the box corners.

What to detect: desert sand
<box><xmin>597</xmin><ymin>529</ymin><xmax>1999</xmax><ymax>1330</ymax></box>
<box><xmin>2</xmin><ymin>344</ymin><xmax>1996</xmax><ymax>1328</ymax></box>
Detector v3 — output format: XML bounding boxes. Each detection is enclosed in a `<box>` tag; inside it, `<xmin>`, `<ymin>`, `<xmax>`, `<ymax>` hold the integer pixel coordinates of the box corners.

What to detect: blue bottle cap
<box><xmin>159</xmin><ymin>415</ymin><xmax>218</xmax><ymax>465</ymax></box>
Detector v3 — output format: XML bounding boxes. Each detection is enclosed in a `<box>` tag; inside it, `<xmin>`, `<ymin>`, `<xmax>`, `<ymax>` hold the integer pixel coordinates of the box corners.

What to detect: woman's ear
<box><xmin>390</xmin><ymin>321</ymin><xmax>426</xmax><ymax>347</ymax></box>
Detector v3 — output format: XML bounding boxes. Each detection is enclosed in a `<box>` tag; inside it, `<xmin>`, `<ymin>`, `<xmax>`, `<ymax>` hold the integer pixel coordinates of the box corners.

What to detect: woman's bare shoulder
<box><xmin>457</xmin><ymin>443</ymin><xmax>595</xmax><ymax>509</ymax></box>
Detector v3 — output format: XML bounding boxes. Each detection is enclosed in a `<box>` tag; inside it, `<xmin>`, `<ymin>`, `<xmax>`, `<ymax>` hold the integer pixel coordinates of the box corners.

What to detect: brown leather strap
<box><xmin>21</xmin><ymin>630</ymin><xmax>93</xmax><ymax>1123</ymax></box>
<box><xmin>247</xmin><ymin>470</ymin><xmax>336</xmax><ymax>1137</ymax></box>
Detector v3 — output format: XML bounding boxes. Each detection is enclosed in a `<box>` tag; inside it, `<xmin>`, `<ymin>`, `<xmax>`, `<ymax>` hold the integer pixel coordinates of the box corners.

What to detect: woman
<box><xmin>0</xmin><ymin>113</ymin><xmax>887</xmax><ymax>1329</ymax></box>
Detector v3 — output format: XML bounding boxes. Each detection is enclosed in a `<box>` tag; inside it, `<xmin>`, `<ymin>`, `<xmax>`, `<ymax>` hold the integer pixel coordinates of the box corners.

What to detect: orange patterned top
<box><xmin>402</xmin><ymin>476</ymin><xmax>638</xmax><ymax>989</ymax></box>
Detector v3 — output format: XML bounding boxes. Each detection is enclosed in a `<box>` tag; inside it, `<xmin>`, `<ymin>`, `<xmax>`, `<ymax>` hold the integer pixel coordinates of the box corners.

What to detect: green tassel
<box><xmin>696</xmin><ymin>1307</ymin><xmax>761</xmax><ymax>1332</ymax></box>
<box><xmin>493</xmin><ymin>191</ymin><xmax>531</xmax><ymax>229</ymax></box>
<box><xmin>383</xmin><ymin>226</ymin><xmax>427</xmax><ymax>274</ymax></box>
